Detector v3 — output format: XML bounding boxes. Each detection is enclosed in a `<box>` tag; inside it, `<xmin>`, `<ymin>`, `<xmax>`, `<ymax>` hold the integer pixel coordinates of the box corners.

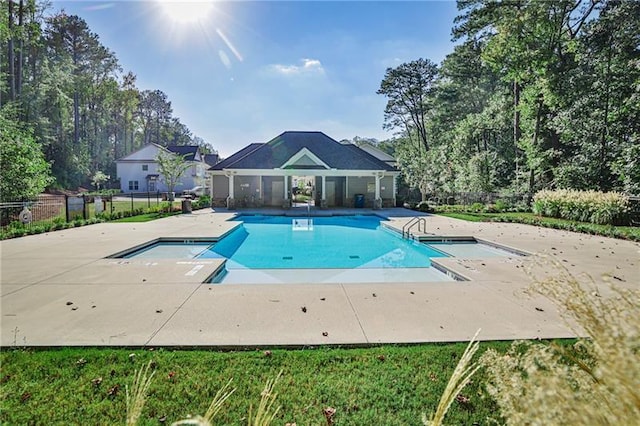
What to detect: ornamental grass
<box><xmin>532</xmin><ymin>189</ymin><xmax>629</xmax><ymax>225</ymax></box>
<box><xmin>480</xmin><ymin>255</ymin><xmax>640</xmax><ymax>425</ymax></box>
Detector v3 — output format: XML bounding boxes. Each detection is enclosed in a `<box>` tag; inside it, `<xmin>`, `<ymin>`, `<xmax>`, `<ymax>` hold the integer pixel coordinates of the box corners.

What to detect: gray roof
<box><xmin>167</xmin><ymin>145</ymin><xmax>201</xmax><ymax>162</ymax></box>
<box><xmin>204</xmin><ymin>153</ymin><xmax>220</xmax><ymax>166</ymax></box>
<box><xmin>210</xmin><ymin>132</ymin><xmax>397</xmax><ymax>172</ymax></box>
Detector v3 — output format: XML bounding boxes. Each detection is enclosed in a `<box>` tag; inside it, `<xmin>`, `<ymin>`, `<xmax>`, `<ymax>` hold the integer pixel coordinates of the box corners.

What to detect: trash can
<box><xmin>354</xmin><ymin>194</ymin><xmax>365</xmax><ymax>208</ymax></box>
<box><xmin>181</xmin><ymin>199</ymin><xmax>192</xmax><ymax>214</ymax></box>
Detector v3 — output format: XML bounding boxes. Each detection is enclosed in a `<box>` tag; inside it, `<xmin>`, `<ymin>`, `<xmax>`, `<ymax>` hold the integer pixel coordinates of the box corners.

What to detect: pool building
<box><xmin>209</xmin><ymin>131</ymin><xmax>400</xmax><ymax>209</ymax></box>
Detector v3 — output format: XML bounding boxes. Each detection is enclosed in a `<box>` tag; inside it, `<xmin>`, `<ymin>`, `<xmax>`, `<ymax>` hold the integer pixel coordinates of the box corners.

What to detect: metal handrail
<box><xmin>402</xmin><ymin>217</ymin><xmax>427</xmax><ymax>239</ymax></box>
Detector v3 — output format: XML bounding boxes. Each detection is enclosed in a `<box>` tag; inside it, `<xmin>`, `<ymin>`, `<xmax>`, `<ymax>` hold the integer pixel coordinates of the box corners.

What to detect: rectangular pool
<box><xmin>200</xmin><ymin>215</ymin><xmax>449</xmax><ymax>269</ymax></box>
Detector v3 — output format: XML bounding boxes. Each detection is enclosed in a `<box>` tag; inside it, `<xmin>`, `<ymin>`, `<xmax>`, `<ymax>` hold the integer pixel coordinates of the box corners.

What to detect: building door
<box><xmin>326</xmin><ymin>181</ymin><xmax>335</xmax><ymax>206</ymax></box>
<box><xmin>272</xmin><ymin>181</ymin><xmax>284</xmax><ymax>206</ymax></box>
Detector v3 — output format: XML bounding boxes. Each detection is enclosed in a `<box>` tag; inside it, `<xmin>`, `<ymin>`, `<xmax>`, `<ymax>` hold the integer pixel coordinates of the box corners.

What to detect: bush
<box><xmin>469</xmin><ymin>202</ymin><xmax>485</xmax><ymax>213</ymax></box>
<box><xmin>193</xmin><ymin>195</ymin><xmax>211</xmax><ymax>210</ymax></box>
<box><xmin>416</xmin><ymin>201</ymin><xmax>431</xmax><ymax>212</ymax></box>
<box><xmin>533</xmin><ymin>189</ymin><xmax>629</xmax><ymax>225</ymax></box>
<box><xmin>493</xmin><ymin>200</ymin><xmax>509</xmax><ymax>213</ymax></box>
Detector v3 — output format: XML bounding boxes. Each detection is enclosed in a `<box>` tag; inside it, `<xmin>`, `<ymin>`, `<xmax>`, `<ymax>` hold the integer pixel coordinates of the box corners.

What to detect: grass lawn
<box><xmin>112</xmin><ymin>212</ymin><xmax>181</xmax><ymax>222</ymax></box>
<box><xmin>0</xmin><ymin>342</ymin><xmax>523</xmax><ymax>425</ymax></box>
<box><xmin>436</xmin><ymin>211</ymin><xmax>640</xmax><ymax>241</ymax></box>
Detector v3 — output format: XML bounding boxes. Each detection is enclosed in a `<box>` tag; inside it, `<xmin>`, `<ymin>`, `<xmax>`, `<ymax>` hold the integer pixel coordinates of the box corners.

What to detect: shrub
<box><xmin>416</xmin><ymin>201</ymin><xmax>431</xmax><ymax>212</ymax></box>
<box><xmin>533</xmin><ymin>189</ymin><xmax>629</xmax><ymax>225</ymax></box>
<box><xmin>469</xmin><ymin>202</ymin><xmax>485</xmax><ymax>213</ymax></box>
<box><xmin>493</xmin><ymin>200</ymin><xmax>509</xmax><ymax>213</ymax></box>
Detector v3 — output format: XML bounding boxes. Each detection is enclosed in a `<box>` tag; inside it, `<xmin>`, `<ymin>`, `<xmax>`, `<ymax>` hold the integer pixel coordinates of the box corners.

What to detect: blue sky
<box><xmin>52</xmin><ymin>1</ymin><xmax>460</xmax><ymax>157</ymax></box>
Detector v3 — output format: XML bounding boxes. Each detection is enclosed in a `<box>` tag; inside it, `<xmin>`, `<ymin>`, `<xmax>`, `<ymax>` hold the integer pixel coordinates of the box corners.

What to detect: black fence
<box><xmin>0</xmin><ymin>192</ymin><xmax>179</xmax><ymax>232</ymax></box>
<box><xmin>425</xmin><ymin>192</ymin><xmax>532</xmax><ymax>207</ymax></box>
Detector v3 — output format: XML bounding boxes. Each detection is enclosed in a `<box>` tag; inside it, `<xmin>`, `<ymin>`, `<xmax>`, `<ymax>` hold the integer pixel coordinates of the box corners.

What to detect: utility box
<box><xmin>181</xmin><ymin>199</ymin><xmax>192</xmax><ymax>214</ymax></box>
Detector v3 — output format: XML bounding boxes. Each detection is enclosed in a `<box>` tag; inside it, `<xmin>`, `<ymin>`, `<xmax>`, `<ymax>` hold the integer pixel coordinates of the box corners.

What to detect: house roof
<box><xmin>204</xmin><ymin>153</ymin><xmax>220</xmax><ymax>167</ymax></box>
<box><xmin>116</xmin><ymin>143</ymin><xmax>205</xmax><ymax>163</ymax></box>
<box><xmin>167</xmin><ymin>145</ymin><xmax>201</xmax><ymax>162</ymax></box>
<box><xmin>212</xmin><ymin>143</ymin><xmax>264</xmax><ymax>170</ymax></box>
<box><xmin>210</xmin><ymin>132</ymin><xmax>398</xmax><ymax>172</ymax></box>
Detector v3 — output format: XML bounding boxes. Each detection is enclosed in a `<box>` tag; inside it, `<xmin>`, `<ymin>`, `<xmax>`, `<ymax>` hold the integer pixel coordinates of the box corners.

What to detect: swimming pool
<box><xmin>203</xmin><ymin>215</ymin><xmax>456</xmax><ymax>283</ymax></box>
<box><xmin>113</xmin><ymin>215</ymin><xmax>521</xmax><ymax>284</ymax></box>
<box><xmin>200</xmin><ymin>215</ymin><xmax>448</xmax><ymax>269</ymax></box>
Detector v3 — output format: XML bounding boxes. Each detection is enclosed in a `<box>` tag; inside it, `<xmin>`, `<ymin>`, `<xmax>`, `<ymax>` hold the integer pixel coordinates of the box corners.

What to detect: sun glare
<box><xmin>157</xmin><ymin>0</ymin><xmax>215</xmax><ymax>24</ymax></box>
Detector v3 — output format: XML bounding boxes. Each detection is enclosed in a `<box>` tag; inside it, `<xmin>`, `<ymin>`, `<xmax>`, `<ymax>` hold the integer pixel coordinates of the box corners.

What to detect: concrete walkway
<box><xmin>1</xmin><ymin>208</ymin><xmax>638</xmax><ymax>347</ymax></box>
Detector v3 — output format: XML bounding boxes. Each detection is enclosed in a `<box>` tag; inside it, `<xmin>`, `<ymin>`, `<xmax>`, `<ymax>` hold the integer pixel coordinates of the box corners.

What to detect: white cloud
<box><xmin>269</xmin><ymin>58</ymin><xmax>325</xmax><ymax>76</ymax></box>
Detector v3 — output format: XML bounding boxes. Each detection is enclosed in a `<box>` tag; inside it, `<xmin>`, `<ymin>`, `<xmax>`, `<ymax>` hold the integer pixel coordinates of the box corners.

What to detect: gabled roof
<box><xmin>211</xmin><ymin>143</ymin><xmax>265</xmax><ymax>170</ymax></box>
<box><xmin>116</xmin><ymin>143</ymin><xmax>205</xmax><ymax>163</ymax></box>
<box><xmin>210</xmin><ymin>132</ymin><xmax>398</xmax><ymax>172</ymax></box>
<box><xmin>115</xmin><ymin>143</ymin><xmax>164</xmax><ymax>162</ymax></box>
<box><xmin>167</xmin><ymin>145</ymin><xmax>201</xmax><ymax>162</ymax></box>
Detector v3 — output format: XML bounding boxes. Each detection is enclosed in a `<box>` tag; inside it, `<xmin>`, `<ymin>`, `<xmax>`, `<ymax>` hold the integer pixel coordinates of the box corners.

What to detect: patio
<box><xmin>1</xmin><ymin>208</ymin><xmax>637</xmax><ymax>347</ymax></box>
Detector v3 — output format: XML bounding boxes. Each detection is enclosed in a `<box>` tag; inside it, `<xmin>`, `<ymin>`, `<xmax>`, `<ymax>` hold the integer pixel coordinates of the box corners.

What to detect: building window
<box><xmin>128</xmin><ymin>180</ymin><xmax>139</xmax><ymax>191</ymax></box>
<box><xmin>142</xmin><ymin>164</ymin><xmax>148</xmax><ymax>171</ymax></box>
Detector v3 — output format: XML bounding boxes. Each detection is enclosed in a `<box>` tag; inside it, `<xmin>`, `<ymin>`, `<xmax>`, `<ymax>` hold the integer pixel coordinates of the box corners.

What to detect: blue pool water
<box><xmin>198</xmin><ymin>215</ymin><xmax>448</xmax><ymax>269</ymax></box>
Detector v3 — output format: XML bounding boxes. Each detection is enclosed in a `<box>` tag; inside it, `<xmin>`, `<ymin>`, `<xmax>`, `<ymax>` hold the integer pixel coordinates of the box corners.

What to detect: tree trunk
<box><xmin>16</xmin><ymin>0</ymin><xmax>24</xmax><ymax>98</ymax></box>
<box><xmin>529</xmin><ymin>96</ymin><xmax>544</xmax><ymax>194</ymax></box>
<box><xmin>599</xmin><ymin>39</ymin><xmax>612</xmax><ymax>190</ymax></box>
<box><xmin>7</xmin><ymin>0</ymin><xmax>16</xmax><ymax>102</ymax></box>
<box><xmin>513</xmin><ymin>80</ymin><xmax>521</xmax><ymax>191</ymax></box>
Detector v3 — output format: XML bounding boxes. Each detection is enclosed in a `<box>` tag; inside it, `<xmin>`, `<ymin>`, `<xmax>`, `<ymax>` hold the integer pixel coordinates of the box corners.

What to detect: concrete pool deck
<box><xmin>1</xmin><ymin>208</ymin><xmax>638</xmax><ymax>347</ymax></box>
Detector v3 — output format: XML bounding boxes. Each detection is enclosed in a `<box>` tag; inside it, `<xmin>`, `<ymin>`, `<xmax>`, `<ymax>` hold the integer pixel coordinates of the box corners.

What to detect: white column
<box><xmin>393</xmin><ymin>175</ymin><xmax>397</xmax><ymax>206</ymax></box>
<box><xmin>284</xmin><ymin>175</ymin><xmax>289</xmax><ymax>199</ymax></box>
<box><xmin>259</xmin><ymin>175</ymin><xmax>263</xmax><ymax>200</ymax></box>
<box><xmin>228</xmin><ymin>174</ymin><xmax>234</xmax><ymax>198</ymax></box>
<box><xmin>321</xmin><ymin>175</ymin><xmax>326</xmax><ymax>200</ymax></box>
<box><xmin>375</xmin><ymin>174</ymin><xmax>381</xmax><ymax>200</ymax></box>
<box><xmin>346</xmin><ymin>176</ymin><xmax>349</xmax><ymax>198</ymax></box>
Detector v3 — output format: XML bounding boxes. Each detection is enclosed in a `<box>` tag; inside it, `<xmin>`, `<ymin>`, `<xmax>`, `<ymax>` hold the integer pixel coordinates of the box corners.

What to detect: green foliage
<box><xmin>1</xmin><ymin>9</ymin><xmax>214</xmax><ymax>190</ymax></box>
<box><xmin>385</xmin><ymin>0</ymin><xmax>640</xmax><ymax>198</ymax></box>
<box><xmin>192</xmin><ymin>195</ymin><xmax>211</xmax><ymax>210</ymax></box>
<box><xmin>434</xmin><ymin>209</ymin><xmax>640</xmax><ymax>242</ymax></box>
<box><xmin>532</xmin><ymin>189</ymin><xmax>629</xmax><ymax>225</ymax></box>
<box><xmin>0</xmin><ymin>107</ymin><xmax>54</xmax><ymax>201</ymax></box>
<box><xmin>469</xmin><ymin>202</ymin><xmax>485</xmax><ymax>213</ymax></box>
<box><xmin>377</xmin><ymin>58</ymin><xmax>439</xmax><ymax>152</ymax></box>
<box><xmin>416</xmin><ymin>201</ymin><xmax>431</xmax><ymax>213</ymax></box>
<box><xmin>0</xmin><ymin>342</ymin><xmax>514</xmax><ymax>425</ymax></box>
<box><xmin>91</xmin><ymin>171</ymin><xmax>109</xmax><ymax>190</ymax></box>
<box><xmin>156</xmin><ymin>150</ymin><xmax>191</xmax><ymax>200</ymax></box>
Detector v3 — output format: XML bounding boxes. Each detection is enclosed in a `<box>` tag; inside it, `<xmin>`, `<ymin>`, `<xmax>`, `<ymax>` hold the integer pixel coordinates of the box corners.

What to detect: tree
<box><xmin>377</xmin><ymin>58</ymin><xmax>438</xmax><ymax>152</ymax></box>
<box><xmin>0</xmin><ymin>106</ymin><xmax>53</xmax><ymax>201</ymax></box>
<box><xmin>138</xmin><ymin>89</ymin><xmax>172</xmax><ymax>146</ymax></box>
<box><xmin>156</xmin><ymin>149</ymin><xmax>190</xmax><ymax>201</ymax></box>
<box><xmin>91</xmin><ymin>170</ymin><xmax>108</xmax><ymax>191</ymax></box>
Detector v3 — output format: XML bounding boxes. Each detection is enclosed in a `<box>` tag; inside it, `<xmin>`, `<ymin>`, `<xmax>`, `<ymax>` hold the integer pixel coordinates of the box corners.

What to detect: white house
<box><xmin>115</xmin><ymin>143</ymin><xmax>209</xmax><ymax>194</ymax></box>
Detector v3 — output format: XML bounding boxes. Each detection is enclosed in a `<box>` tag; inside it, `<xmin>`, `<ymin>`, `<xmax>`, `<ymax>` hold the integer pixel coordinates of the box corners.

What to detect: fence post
<box><xmin>65</xmin><ymin>195</ymin><xmax>70</xmax><ymax>222</ymax></box>
<box><xmin>147</xmin><ymin>191</ymin><xmax>151</xmax><ymax>208</ymax></box>
<box><xmin>83</xmin><ymin>194</ymin><xmax>88</xmax><ymax>220</ymax></box>
<box><xmin>130</xmin><ymin>192</ymin><xmax>134</xmax><ymax>213</ymax></box>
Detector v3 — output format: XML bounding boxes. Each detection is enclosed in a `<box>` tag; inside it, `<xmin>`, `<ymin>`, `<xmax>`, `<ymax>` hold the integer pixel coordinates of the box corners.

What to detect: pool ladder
<box><xmin>402</xmin><ymin>217</ymin><xmax>427</xmax><ymax>239</ymax></box>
